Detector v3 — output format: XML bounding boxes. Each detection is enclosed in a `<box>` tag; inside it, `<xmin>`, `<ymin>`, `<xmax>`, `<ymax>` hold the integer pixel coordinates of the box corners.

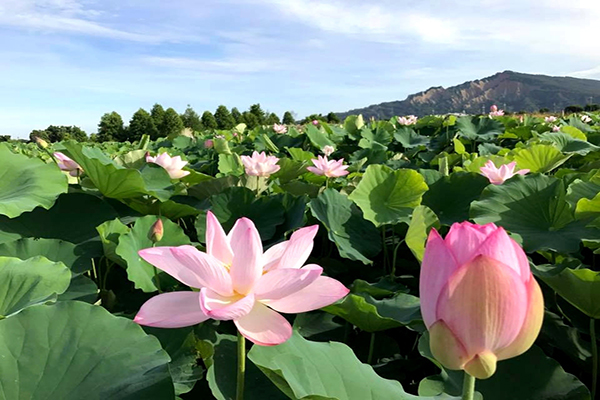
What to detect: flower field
<box><xmin>1</xmin><ymin>110</ymin><xmax>600</xmax><ymax>399</ymax></box>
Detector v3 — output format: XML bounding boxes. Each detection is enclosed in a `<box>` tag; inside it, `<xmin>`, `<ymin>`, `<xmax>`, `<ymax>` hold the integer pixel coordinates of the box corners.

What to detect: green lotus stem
<box><xmin>391</xmin><ymin>239</ymin><xmax>404</xmax><ymax>278</ymax></box>
<box><xmin>367</xmin><ymin>332</ymin><xmax>376</xmax><ymax>364</ymax></box>
<box><xmin>381</xmin><ymin>227</ymin><xmax>388</xmax><ymax>271</ymax></box>
<box><xmin>237</xmin><ymin>331</ymin><xmax>246</xmax><ymax>400</ymax></box>
<box><xmin>591</xmin><ymin>318</ymin><xmax>598</xmax><ymax>400</ymax></box>
<box><xmin>462</xmin><ymin>372</ymin><xmax>476</xmax><ymax>400</ymax></box>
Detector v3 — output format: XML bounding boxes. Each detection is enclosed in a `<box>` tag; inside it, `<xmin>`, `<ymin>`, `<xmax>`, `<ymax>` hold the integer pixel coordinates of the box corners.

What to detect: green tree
<box><xmin>242</xmin><ymin>111</ymin><xmax>259</xmax><ymax>129</ymax></box>
<box><xmin>231</xmin><ymin>107</ymin><xmax>242</xmax><ymax>124</ymax></box>
<box><xmin>327</xmin><ymin>112</ymin><xmax>341</xmax><ymax>123</ymax></box>
<box><xmin>181</xmin><ymin>105</ymin><xmax>203</xmax><ymax>132</ymax></box>
<box><xmin>282</xmin><ymin>111</ymin><xmax>295</xmax><ymax>124</ymax></box>
<box><xmin>150</xmin><ymin>104</ymin><xmax>166</xmax><ymax>132</ymax></box>
<box><xmin>265</xmin><ymin>112</ymin><xmax>281</xmax><ymax>125</ymax></box>
<box><xmin>0</xmin><ymin>135</ymin><xmax>10</xmax><ymax>142</ymax></box>
<box><xmin>249</xmin><ymin>103</ymin><xmax>266</xmax><ymax>125</ymax></box>
<box><xmin>201</xmin><ymin>111</ymin><xmax>218</xmax><ymax>130</ymax></box>
<box><xmin>214</xmin><ymin>105</ymin><xmax>236</xmax><ymax>130</ymax></box>
<box><xmin>30</xmin><ymin>130</ymin><xmax>49</xmax><ymax>143</ymax></box>
<box><xmin>97</xmin><ymin>112</ymin><xmax>124</xmax><ymax>142</ymax></box>
<box><xmin>129</xmin><ymin>108</ymin><xmax>158</xmax><ymax>141</ymax></box>
<box><xmin>160</xmin><ymin>108</ymin><xmax>185</xmax><ymax>138</ymax></box>
<box><xmin>68</xmin><ymin>126</ymin><xmax>88</xmax><ymax>142</ymax></box>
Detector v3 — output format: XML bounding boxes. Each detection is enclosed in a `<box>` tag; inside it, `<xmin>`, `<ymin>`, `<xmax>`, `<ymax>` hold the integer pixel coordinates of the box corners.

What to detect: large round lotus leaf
<box><xmin>0</xmin><ymin>144</ymin><xmax>67</xmax><ymax>218</ymax></box>
<box><xmin>471</xmin><ymin>174</ymin><xmax>598</xmax><ymax>253</ymax></box>
<box><xmin>116</xmin><ymin>215</ymin><xmax>191</xmax><ymax>292</ymax></box>
<box><xmin>309</xmin><ymin>188</ymin><xmax>381</xmax><ymax>264</ymax></box>
<box><xmin>456</xmin><ymin>116</ymin><xmax>504</xmax><ymax>141</ymax></box>
<box><xmin>541</xmin><ymin>267</ymin><xmax>600</xmax><ymax>318</ymax></box>
<box><xmin>418</xmin><ymin>334</ymin><xmax>589</xmax><ymax>400</ymax></box>
<box><xmin>510</xmin><ymin>144</ymin><xmax>571</xmax><ymax>173</ymax></box>
<box><xmin>349</xmin><ymin>165</ymin><xmax>428</xmax><ymax>227</ymax></box>
<box><xmin>248</xmin><ymin>331</ymin><xmax>452</xmax><ymax>400</ymax></box>
<box><xmin>0</xmin><ymin>301</ymin><xmax>174</xmax><ymax>400</ymax></box>
<box><xmin>0</xmin><ymin>256</ymin><xmax>71</xmax><ymax>318</ymax></box>
<box><xmin>0</xmin><ymin>193</ymin><xmax>118</xmax><ymax>244</ymax></box>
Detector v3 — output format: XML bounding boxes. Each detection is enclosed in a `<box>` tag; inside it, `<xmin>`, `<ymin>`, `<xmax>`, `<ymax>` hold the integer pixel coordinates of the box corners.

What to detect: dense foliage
<box><xmin>2</xmin><ymin>111</ymin><xmax>600</xmax><ymax>399</ymax></box>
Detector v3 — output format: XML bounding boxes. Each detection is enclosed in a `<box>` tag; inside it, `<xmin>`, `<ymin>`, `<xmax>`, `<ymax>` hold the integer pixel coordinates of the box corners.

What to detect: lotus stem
<box><xmin>237</xmin><ymin>331</ymin><xmax>246</xmax><ymax>400</ymax></box>
<box><xmin>591</xmin><ymin>318</ymin><xmax>598</xmax><ymax>400</ymax></box>
<box><xmin>462</xmin><ymin>372</ymin><xmax>476</xmax><ymax>400</ymax></box>
<box><xmin>367</xmin><ymin>332</ymin><xmax>376</xmax><ymax>364</ymax></box>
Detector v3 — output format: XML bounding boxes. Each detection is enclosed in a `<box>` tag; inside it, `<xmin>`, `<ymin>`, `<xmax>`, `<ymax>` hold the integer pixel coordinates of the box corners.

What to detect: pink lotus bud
<box><xmin>420</xmin><ymin>222</ymin><xmax>544</xmax><ymax>379</ymax></box>
<box><xmin>146</xmin><ymin>152</ymin><xmax>190</xmax><ymax>179</ymax></box>
<box><xmin>148</xmin><ymin>218</ymin><xmax>164</xmax><ymax>242</ymax></box>
<box><xmin>490</xmin><ymin>105</ymin><xmax>498</xmax><ymax>112</ymax></box>
<box><xmin>307</xmin><ymin>155</ymin><xmax>349</xmax><ymax>178</ymax></box>
<box><xmin>312</xmin><ymin>120</ymin><xmax>319</xmax><ymax>126</ymax></box>
<box><xmin>322</xmin><ymin>145</ymin><xmax>335</xmax><ymax>157</ymax></box>
<box><xmin>204</xmin><ymin>139</ymin><xmax>214</xmax><ymax>149</ymax></box>
<box><xmin>552</xmin><ymin>125</ymin><xmax>560</xmax><ymax>132</ymax></box>
<box><xmin>54</xmin><ymin>152</ymin><xmax>83</xmax><ymax>177</ymax></box>
<box><xmin>35</xmin><ymin>136</ymin><xmax>49</xmax><ymax>149</ymax></box>
<box><xmin>480</xmin><ymin>160</ymin><xmax>529</xmax><ymax>185</ymax></box>
<box><xmin>240</xmin><ymin>151</ymin><xmax>280</xmax><ymax>177</ymax></box>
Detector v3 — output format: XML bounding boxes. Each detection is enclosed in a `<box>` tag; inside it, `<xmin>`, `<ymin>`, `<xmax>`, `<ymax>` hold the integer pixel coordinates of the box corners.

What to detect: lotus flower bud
<box><xmin>148</xmin><ymin>218</ymin><xmax>164</xmax><ymax>243</ymax></box>
<box><xmin>420</xmin><ymin>222</ymin><xmax>544</xmax><ymax>379</ymax></box>
<box><xmin>34</xmin><ymin>136</ymin><xmax>49</xmax><ymax>148</ymax></box>
<box><xmin>204</xmin><ymin>139</ymin><xmax>214</xmax><ymax>149</ymax></box>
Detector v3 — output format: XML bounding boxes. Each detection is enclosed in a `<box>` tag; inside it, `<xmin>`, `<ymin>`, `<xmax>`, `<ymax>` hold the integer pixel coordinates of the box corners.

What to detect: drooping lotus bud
<box><xmin>420</xmin><ymin>221</ymin><xmax>544</xmax><ymax>379</ymax></box>
<box><xmin>149</xmin><ymin>218</ymin><xmax>164</xmax><ymax>243</ymax></box>
<box><xmin>34</xmin><ymin>136</ymin><xmax>49</xmax><ymax>148</ymax></box>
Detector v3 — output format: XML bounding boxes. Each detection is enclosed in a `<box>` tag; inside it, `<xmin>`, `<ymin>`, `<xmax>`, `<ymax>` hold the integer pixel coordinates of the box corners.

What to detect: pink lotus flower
<box><xmin>489</xmin><ymin>105</ymin><xmax>505</xmax><ymax>117</ymax></box>
<box><xmin>54</xmin><ymin>152</ymin><xmax>82</xmax><ymax>177</ymax></box>
<box><xmin>146</xmin><ymin>152</ymin><xmax>190</xmax><ymax>179</ymax></box>
<box><xmin>312</xmin><ymin>120</ymin><xmax>319</xmax><ymax>126</ymax></box>
<box><xmin>273</xmin><ymin>124</ymin><xmax>287</xmax><ymax>134</ymax></box>
<box><xmin>240</xmin><ymin>151</ymin><xmax>280</xmax><ymax>177</ymax></box>
<box><xmin>581</xmin><ymin>115</ymin><xmax>592</xmax><ymax>123</ymax></box>
<box><xmin>134</xmin><ymin>212</ymin><xmax>349</xmax><ymax>345</ymax></box>
<box><xmin>204</xmin><ymin>139</ymin><xmax>214</xmax><ymax>149</ymax></box>
<box><xmin>544</xmin><ymin>116</ymin><xmax>557</xmax><ymax>123</ymax></box>
<box><xmin>420</xmin><ymin>222</ymin><xmax>544</xmax><ymax>379</ymax></box>
<box><xmin>398</xmin><ymin>115</ymin><xmax>418</xmax><ymax>125</ymax></box>
<box><xmin>322</xmin><ymin>145</ymin><xmax>335</xmax><ymax>157</ymax></box>
<box><xmin>307</xmin><ymin>155</ymin><xmax>349</xmax><ymax>178</ymax></box>
<box><xmin>480</xmin><ymin>160</ymin><xmax>529</xmax><ymax>185</ymax></box>
<box><xmin>551</xmin><ymin>125</ymin><xmax>560</xmax><ymax>132</ymax></box>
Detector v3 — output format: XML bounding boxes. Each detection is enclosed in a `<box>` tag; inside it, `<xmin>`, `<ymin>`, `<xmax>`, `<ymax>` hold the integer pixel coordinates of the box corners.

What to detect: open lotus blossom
<box><xmin>134</xmin><ymin>212</ymin><xmax>350</xmax><ymax>345</ymax></box>
<box><xmin>240</xmin><ymin>151</ymin><xmax>280</xmax><ymax>177</ymax></box>
<box><xmin>489</xmin><ymin>105</ymin><xmax>505</xmax><ymax>117</ymax></box>
<box><xmin>146</xmin><ymin>152</ymin><xmax>190</xmax><ymax>179</ymax></box>
<box><xmin>544</xmin><ymin>116</ymin><xmax>557</xmax><ymax>123</ymax></box>
<box><xmin>273</xmin><ymin>123</ymin><xmax>287</xmax><ymax>134</ymax></box>
<box><xmin>480</xmin><ymin>160</ymin><xmax>529</xmax><ymax>185</ymax></box>
<box><xmin>581</xmin><ymin>115</ymin><xmax>592</xmax><ymax>123</ymax></box>
<box><xmin>420</xmin><ymin>221</ymin><xmax>544</xmax><ymax>379</ymax></box>
<box><xmin>54</xmin><ymin>152</ymin><xmax>83</xmax><ymax>176</ymax></box>
<box><xmin>552</xmin><ymin>125</ymin><xmax>561</xmax><ymax>132</ymax></box>
<box><xmin>307</xmin><ymin>155</ymin><xmax>349</xmax><ymax>178</ymax></box>
<box><xmin>398</xmin><ymin>115</ymin><xmax>418</xmax><ymax>125</ymax></box>
<box><xmin>322</xmin><ymin>145</ymin><xmax>335</xmax><ymax>157</ymax></box>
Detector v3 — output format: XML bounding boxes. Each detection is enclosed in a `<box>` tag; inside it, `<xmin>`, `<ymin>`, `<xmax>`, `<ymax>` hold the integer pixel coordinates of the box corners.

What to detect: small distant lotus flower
<box><xmin>581</xmin><ymin>115</ymin><xmax>592</xmax><ymax>123</ymax></box>
<box><xmin>134</xmin><ymin>212</ymin><xmax>350</xmax><ymax>345</ymax></box>
<box><xmin>312</xmin><ymin>120</ymin><xmax>319</xmax><ymax>126</ymax></box>
<box><xmin>480</xmin><ymin>160</ymin><xmax>529</xmax><ymax>185</ymax></box>
<box><xmin>398</xmin><ymin>115</ymin><xmax>418</xmax><ymax>125</ymax></box>
<box><xmin>240</xmin><ymin>151</ymin><xmax>280</xmax><ymax>177</ymax></box>
<box><xmin>552</xmin><ymin>125</ymin><xmax>561</xmax><ymax>132</ymax></box>
<box><xmin>307</xmin><ymin>155</ymin><xmax>349</xmax><ymax>178</ymax></box>
<box><xmin>489</xmin><ymin>105</ymin><xmax>505</xmax><ymax>117</ymax></box>
<box><xmin>544</xmin><ymin>116</ymin><xmax>557</xmax><ymax>123</ymax></box>
<box><xmin>54</xmin><ymin>152</ymin><xmax>82</xmax><ymax>177</ymax></box>
<box><xmin>420</xmin><ymin>221</ymin><xmax>544</xmax><ymax>379</ymax></box>
<box><xmin>322</xmin><ymin>145</ymin><xmax>335</xmax><ymax>157</ymax></box>
<box><xmin>146</xmin><ymin>152</ymin><xmax>190</xmax><ymax>179</ymax></box>
<box><xmin>204</xmin><ymin>139</ymin><xmax>214</xmax><ymax>149</ymax></box>
<box><xmin>273</xmin><ymin>124</ymin><xmax>287</xmax><ymax>134</ymax></box>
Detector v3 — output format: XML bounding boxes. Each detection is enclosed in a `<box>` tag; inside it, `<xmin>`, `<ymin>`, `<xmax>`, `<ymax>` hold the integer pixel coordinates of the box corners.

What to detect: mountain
<box><xmin>336</xmin><ymin>71</ymin><xmax>600</xmax><ymax>119</ymax></box>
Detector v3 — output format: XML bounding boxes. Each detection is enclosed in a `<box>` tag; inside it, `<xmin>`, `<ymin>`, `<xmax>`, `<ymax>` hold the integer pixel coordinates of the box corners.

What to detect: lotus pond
<box><xmin>1</xmin><ymin>112</ymin><xmax>600</xmax><ymax>400</ymax></box>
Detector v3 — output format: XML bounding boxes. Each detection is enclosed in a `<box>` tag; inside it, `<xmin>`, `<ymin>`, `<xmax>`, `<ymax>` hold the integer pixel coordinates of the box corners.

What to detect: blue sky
<box><xmin>2</xmin><ymin>0</ymin><xmax>600</xmax><ymax>138</ymax></box>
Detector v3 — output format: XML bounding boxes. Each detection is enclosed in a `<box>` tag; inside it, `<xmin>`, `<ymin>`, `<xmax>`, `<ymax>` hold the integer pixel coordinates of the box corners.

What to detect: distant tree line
<box><xmin>28</xmin><ymin>104</ymin><xmax>340</xmax><ymax>143</ymax></box>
